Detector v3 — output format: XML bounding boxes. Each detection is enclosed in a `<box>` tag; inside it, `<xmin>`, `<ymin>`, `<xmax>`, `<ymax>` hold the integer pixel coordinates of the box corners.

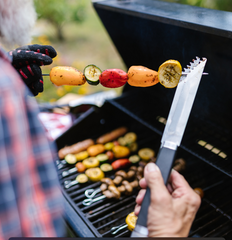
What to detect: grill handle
<box><xmin>131</xmin><ymin>146</ymin><xmax>176</xmax><ymax>237</ymax></box>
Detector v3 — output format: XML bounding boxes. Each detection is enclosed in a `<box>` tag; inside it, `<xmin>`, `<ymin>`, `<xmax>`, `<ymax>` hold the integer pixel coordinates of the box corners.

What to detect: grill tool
<box><xmin>131</xmin><ymin>57</ymin><xmax>207</xmax><ymax>237</ymax></box>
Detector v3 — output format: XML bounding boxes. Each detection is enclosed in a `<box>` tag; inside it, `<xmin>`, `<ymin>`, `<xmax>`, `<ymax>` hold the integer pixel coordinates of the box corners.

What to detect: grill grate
<box><xmin>56</xmin><ymin>100</ymin><xmax>232</xmax><ymax>238</ymax></box>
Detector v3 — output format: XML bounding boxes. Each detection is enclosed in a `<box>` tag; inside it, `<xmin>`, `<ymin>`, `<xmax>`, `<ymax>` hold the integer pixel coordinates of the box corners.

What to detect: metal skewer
<box><xmin>85</xmin><ymin>188</ymin><xmax>102</xmax><ymax>198</ymax></box>
<box><xmin>111</xmin><ymin>224</ymin><xmax>128</xmax><ymax>234</ymax></box>
<box><xmin>82</xmin><ymin>195</ymin><xmax>106</xmax><ymax>206</ymax></box>
<box><xmin>62</xmin><ymin>167</ymin><xmax>77</xmax><ymax>177</ymax></box>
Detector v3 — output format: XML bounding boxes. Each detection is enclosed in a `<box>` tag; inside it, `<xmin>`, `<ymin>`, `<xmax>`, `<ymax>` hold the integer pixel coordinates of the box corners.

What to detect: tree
<box><xmin>34</xmin><ymin>0</ymin><xmax>87</xmax><ymax>41</ymax></box>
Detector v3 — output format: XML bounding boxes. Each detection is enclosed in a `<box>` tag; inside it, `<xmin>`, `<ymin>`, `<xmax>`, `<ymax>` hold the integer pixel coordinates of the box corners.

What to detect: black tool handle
<box><xmin>134</xmin><ymin>146</ymin><xmax>177</xmax><ymax>228</ymax></box>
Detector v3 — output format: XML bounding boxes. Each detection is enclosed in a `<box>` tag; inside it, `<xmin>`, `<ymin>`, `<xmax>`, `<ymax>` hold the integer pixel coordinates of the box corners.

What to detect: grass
<box><xmin>32</xmin><ymin>0</ymin><xmax>126</xmax><ymax>103</ymax></box>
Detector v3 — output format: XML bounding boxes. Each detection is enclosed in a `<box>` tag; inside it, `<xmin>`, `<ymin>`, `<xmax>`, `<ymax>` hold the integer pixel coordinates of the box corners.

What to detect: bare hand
<box><xmin>134</xmin><ymin>162</ymin><xmax>201</xmax><ymax>237</ymax></box>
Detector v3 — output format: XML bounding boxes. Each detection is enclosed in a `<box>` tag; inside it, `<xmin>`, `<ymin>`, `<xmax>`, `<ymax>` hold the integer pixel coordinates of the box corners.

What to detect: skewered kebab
<box><xmin>84</xmin><ymin>166</ymin><xmax>141</xmax><ymax>198</ymax></box>
<box><xmin>82</xmin><ymin>168</ymin><xmax>141</xmax><ymax>205</ymax></box>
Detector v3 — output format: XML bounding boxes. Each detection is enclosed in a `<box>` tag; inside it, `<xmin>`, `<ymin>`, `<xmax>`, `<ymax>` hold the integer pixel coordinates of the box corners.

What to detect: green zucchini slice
<box><xmin>64</xmin><ymin>153</ymin><xmax>77</xmax><ymax>164</ymax></box>
<box><xmin>129</xmin><ymin>155</ymin><xmax>140</xmax><ymax>164</ymax></box>
<box><xmin>84</xmin><ymin>64</ymin><xmax>102</xmax><ymax>85</ymax></box>
<box><xmin>100</xmin><ymin>163</ymin><xmax>113</xmax><ymax>172</ymax></box>
<box><xmin>96</xmin><ymin>153</ymin><xmax>109</xmax><ymax>162</ymax></box>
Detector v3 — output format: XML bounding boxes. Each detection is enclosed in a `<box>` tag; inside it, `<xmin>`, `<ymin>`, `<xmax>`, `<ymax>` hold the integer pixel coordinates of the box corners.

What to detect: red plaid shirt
<box><xmin>0</xmin><ymin>47</ymin><xmax>65</xmax><ymax>239</ymax></box>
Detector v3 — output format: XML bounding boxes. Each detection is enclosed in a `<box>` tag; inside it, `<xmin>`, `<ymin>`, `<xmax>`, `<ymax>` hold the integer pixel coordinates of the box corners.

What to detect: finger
<box><xmin>17</xmin><ymin>64</ymin><xmax>42</xmax><ymax>86</ymax></box>
<box><xmin>12</xmin><ymin>50</ymin><xmax>53</xmax><ymax>68</ymax></box>
<box><xmin>139</xmin><ymin>177</ymin><xmax>147</xmax><ymax>189</ymax></box>
<box><xmin>15</xmin><ymin>44</ymin><xmax>57</xmax><ymax>58</ymax></box>
<box><xmin>27</xmin><ymin>44</ymin><xmax>57</xmax><ymax>58</ymax></box>
<box><xmin>169</xmin><ymin>169</ymin><xmax>190</xmax><ymax>191</ymax></box>
<box><xmin>144</xmin><ymin>163</ymin><xmax>170</xmax><ymax>203</ymax></box>
<box><xmin>135</xmin><ymin>189</ymin><xmax>146</xmax><ymax>205</ymax></box>
<box><xmin>31</xmin><ymin>79</ymin><xmax>44</xmax><ymax>96</ymax></box>
<box><xmin>134</xmin><ymin>204</ymin><xmax>141</xmax><ymax>216</ymax></box>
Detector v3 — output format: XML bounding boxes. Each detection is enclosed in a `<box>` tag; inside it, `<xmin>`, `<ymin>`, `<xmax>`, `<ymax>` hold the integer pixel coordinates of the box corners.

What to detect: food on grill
<box><xmin>194</xmin><ymin>187</ymin><xmax>204</xmax><ymax>198</ymax></box>
<box><xmin>75</xmin><ymin>162</ymin><xmax>86</xmax><ymax>173</ymax></box>
<box><xmin>136</xmin><ymin>166</ymin><xmax>144</xmax><ymax>181</ymax></box>
<box><xmin>113</xmin><ymin>170</ymin><xmax>128</xmax><ymax>185</ymax></box>
<box><xmin>87</xmin><ymin>144</ymin><xmax>105</xmax><ymax>157</ymax></box>
<box><xmin>121</xmin><ymin>180</ymin><xmax>133</xmax><ymax>195</ymax></box>
<box><xmin>50</xmin><ymin>66</ymin><xmax>86</xmax><ymax>86</ymax></box>
<box><xmin>173</xmin><ymin>158</ymin><xmax>186</xmax><ymax>172</ymax></box>
<box><xmin>100</xmin><ymin>163</ymin><xmax>113</xmax><ymax>172</ymax></box>
<box><xmin>103</xmin><ymin>185</ymin><xmax>121</xmax><ymax>199</ymax></box>
<box><xmin>83</xmin><ymin>64</ymin><xmax>102</xmax><ymax>85</ymax></box>
<box><xmin>158</xmin><ymin>59</ymin><xmax>182</xmax><ymax>88</ymax></box>
<box><xmin>76</xmin><ymin>173</ymin><xmax>88</xmax><ymax>184</ymax></box>
<box><xmin>117</xmin><ymin>137</ymin><xmax>127</xmax><ymax>146</ymax></box>
<box><xmin>96</xmin><ymin>126</ymin><xmax>128</xmax><ymax>144</ymax></box>
<box><xmin>64</xmin><ymin>153</ymin><xmax>77</xmax><ymax>164</ymax></box>
<box><xmin>99</xmin><ymin>69</ymin><xmax>128</xmax><ymax>88</ymax></box>
<box><xmin>100</xmin><ymin>178</ymin><xmax>114</xmax><ymax>191</ymax></box>
<box><xmin>105</xmin><ymin>150</ymin><xmax>114</xmax><ymax>161</ymax></box>
<box><xmin>124</xmin><ymin>132</ymin><xmax>137</xmax><ymax>144</ymax></box>
<box><xmin>96</xmin><ymin>153</ymin><xmax>109</xmax><ymax>163</ymax></box>
<box><xmin>112</xmin><ymin>145</ymin><xmax>130</xmax><ymax>158</ymax></box>
<box><xmin>58</xmin><ymin>138</ymin><xmax>95</xmax><ymax>159</ymax></box>
<box><xmin>111</xmin><ymin>159</ymin><xmax>131</xmax><ymax>171</ymax></box>
<box><xmin>75</xmin><ymin>151</ymin><xmax>89</xmax><ymax>161</ymax></box>
<box><xmin>104</xmin><ymin>142</ymin><xmax>114</xmax><ymax>150</ymax></box>
<box><xmin>128</xmin><ymin>142</ymin><xmax>138</xmax><ymax>152</ymax></box>
<box><xmin>127</xmin><ymin>66</ymin><xmax>159</xmax><ymax>87</ymax></box>
<box><xmin>82</xmin><ymin>157</ymin><xmax>100</xmax><ymax>168</ymax></box>
<box><xmin>86</xmin><ymin>167</ymin><xmax>105</xmax><ymax>182</ymax></box>
<box><xmin>138</xmin><ymin>148</ymin><xmax>155</xmax><ymax>161</ymax></box>
<box><xmin>127</xmin><ymin>166</ymin><xmax>138</xmax><ymax>179</ymax></box>
<box><xmin>125</xmin><ymin>212</ymin><xmax>138</xmax><ymax>231</ymax></box>
<box><xmin>129</xmin><ymin>155</ymin><xmax>140</xmax><ymax>164</ymax></box>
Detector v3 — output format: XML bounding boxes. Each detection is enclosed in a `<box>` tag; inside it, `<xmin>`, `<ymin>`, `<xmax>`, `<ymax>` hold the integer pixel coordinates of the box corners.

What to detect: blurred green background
<box><xmin>32</xmin><ymin>0</ymin><xmax>232</xmax><ymax>103</ymax></box>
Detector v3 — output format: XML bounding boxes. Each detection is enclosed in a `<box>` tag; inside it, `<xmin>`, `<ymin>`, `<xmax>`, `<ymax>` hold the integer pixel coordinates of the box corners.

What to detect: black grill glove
<box><xmin>9</xmin><ymin>44</ymin><xmax>57</xmax><ymax>96</ymax></box>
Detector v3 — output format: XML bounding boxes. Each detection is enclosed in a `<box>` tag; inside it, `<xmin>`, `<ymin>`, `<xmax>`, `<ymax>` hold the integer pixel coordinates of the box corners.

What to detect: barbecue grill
<box><xmin>55</xmin><ymin>0</ymin><xmax>232</xmax><ymax>238</ymax></box>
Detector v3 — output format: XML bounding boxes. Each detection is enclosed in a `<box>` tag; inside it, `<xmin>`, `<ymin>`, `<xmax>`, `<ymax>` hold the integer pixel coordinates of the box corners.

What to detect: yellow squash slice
<box><xmin>158</xmin><ymin>60</ymin><xmax>182</xmax><ymax>88</ymax></box>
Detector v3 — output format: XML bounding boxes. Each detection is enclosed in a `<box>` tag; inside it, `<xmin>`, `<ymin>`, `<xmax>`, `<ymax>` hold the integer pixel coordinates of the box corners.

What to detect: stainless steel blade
<box><xmin>161</xmin><ymin>57</ymin><xmax>207</xmax><ymax>150</ymax></box>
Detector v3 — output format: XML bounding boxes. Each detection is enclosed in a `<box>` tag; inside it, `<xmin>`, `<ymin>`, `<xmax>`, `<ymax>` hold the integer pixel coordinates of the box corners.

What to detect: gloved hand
<box><xmin>9</xmin><ymin>44</ymin><xmax>57</xmax><ymax>96</ymax></box>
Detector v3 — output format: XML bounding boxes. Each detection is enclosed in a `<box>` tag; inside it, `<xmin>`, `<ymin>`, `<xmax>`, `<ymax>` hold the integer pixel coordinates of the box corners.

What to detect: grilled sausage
<box><xmin>58</xmin><ymin>139</ymin><xmax>94</xmax><ymax>159</ymax></box>
<box><xmin>96</xmin><ymin>127</ymin><xmax>128</xmax><ymax>144</ymax></box>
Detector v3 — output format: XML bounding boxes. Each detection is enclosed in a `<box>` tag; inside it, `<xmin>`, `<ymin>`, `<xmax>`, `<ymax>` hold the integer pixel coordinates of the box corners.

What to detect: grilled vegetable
<box><xmin>127</xmin><ymin>66</ymin><xmax>159</xmax><ymax>87</ymax></box>
<box><xmin>75</xmin><ymin>162</ymin><xmax>86</xmax><ymax>173</ymax></box>
<box><xmin>105</xmin><ymin>151</ymin><xmax>114</xmax><ymax>161</ymax></box>
<box><xmin>75</xmin><ymin>151</ymin><xmax>89</xmax><ymax>161</ymax></box>
<box><xmin>138</xmin><ymin>148</ymin><xmax>155</xmax><ymax>161</ymax></box>
<box><xmin>87</xmin><ymin>144</ymin><xmax>105</xmax><ymax>157</ymax></box>
<box><xmin>82</xmin><ymin>157</ymin><xmax>99</xmax><ymax>168</ymax></box>
<box><xmin>125</xmin><ymin>212</ymin><xmax>138</xmax><ymax>231</ymax></box>
<box><xmin>58</xmin><ymin>139</ymin><xmax>94</xmax><ymax>159</ymax></box>
<box><xmin>64</xmin><ymin>154</ymin><xmax>77</xmax><ymax>164</ymax></box>
<box><xmin>129</xmin><ymin>155</ymin><xmax>140</xmax><ymax>164</ymax></box>
<box><xmin>128</xmin><ymin>142</ymin><xmax>138</xmax><ymax>152</ymax></box>
<box><xmin>100</xmin><ymin>163</ymin><xmax>113</xmax><ymax>172</ymax></box>
<box><xmin>104</xmin><ymin>142</ymin><xmax>114</xmax><ymax>150</ymax></box>
<box><xmin>99</xmin><ymin>69</ymin><xmax>128</xmax><ymax>88</ymax></box>
<box><xmin>111</xmin><ymin>159</ymin><xmax>131</xmax><ymax>170</ymax></box>
<box><xmin>50</xmin><ymin>66</ymin><xmax>86</xmax><ymax>86</ymax></box>
<box><xmin>96</xmin><ymin>153</ymin><xmax>109</xmax><ymax>163</ymax></box>
<box><xmin>112</xmin><ymin>145</ymin><xmax>130</xmax><ymax>158</ymax></box>
<box><xmin>96</xmin><ymin>127</ymin><xmax>128</xmax><ymax>144</ymax></box>
<box><xmin>84</xmin><ymin>64</ymin><xmax>102</xmax><ymax>85</ymax></box>
<box><xmin>76</xmin><ymin>174</ymin><xmax>88</xmax><ymax>184</ymax></box>
<box><xmin>124</xmin><ymin>132</ymin><xmax>137</xmax><ymax>144</ymax></box>
<box><xmin>158</xmin><ymin>60</ymin><xmax>182</xmax><ymax>88</ymax></box>
<box><xmin>117</xmin><ymin>137</ymin><xmax>127</xmax><ymax>146</ymax></box>
<box><xmin>86</xmin><ymin>167</ymin><xmax>105</xmax><ymax>182</ymax></box>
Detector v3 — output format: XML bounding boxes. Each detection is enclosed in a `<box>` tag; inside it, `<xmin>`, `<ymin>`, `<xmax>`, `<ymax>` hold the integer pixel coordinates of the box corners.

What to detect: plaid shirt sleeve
<box><xmin>0</xmin><ymin>48</ymin><xmax>65</xmax><ymax>239</ymax></box>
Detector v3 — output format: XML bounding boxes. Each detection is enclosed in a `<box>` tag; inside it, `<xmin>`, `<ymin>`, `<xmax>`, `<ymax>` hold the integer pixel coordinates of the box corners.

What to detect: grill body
<box><xmin>55</xmin><ymin>0</ymin><xmax>232</xmax><ymax>238</ymax></box>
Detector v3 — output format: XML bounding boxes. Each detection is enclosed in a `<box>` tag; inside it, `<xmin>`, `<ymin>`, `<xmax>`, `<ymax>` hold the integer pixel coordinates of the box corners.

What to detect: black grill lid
<box><xmin>93</xmin><ymin>0</ymin><xmax>232</xmax><ymax>136</ymax></box>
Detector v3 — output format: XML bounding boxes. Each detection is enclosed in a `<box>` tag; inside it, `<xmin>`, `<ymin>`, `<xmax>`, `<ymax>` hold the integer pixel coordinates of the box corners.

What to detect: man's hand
<box><xmin>9</xmin><ymin>44</ymin><xmax>57</xmax><ymax>96</ymax></box>
<box><xmin>134</xmin><ymin>162</ymin><xmax>201</xmax><ymax>237</ymax></box>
